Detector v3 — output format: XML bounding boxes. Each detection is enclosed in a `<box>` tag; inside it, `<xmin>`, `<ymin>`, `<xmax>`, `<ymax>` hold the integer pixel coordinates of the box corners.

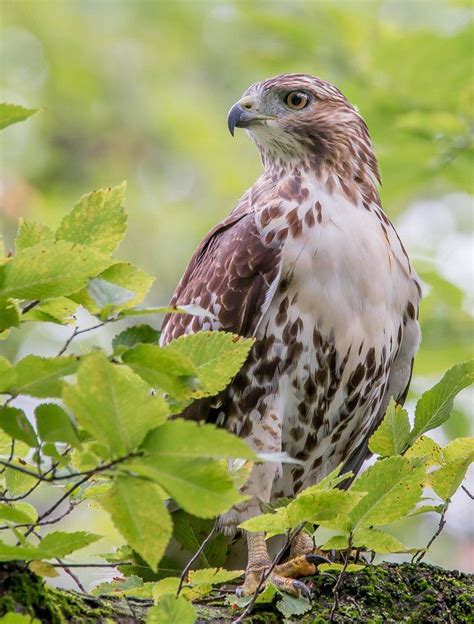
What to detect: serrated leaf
<box><xmin>140</xmin><ymin>420</ymin><xmax>255</xmax><ymax>461</ymax></box>
<box><xmin>0</xmin><ymin>355</ymin><xmax>80</xmax><ymax>398</ymax></box>
<box><xmin>146</xmin><ymin>595</ymin><xmax>196</xmax><ymax>624</ymax></box>
<box><xmin>0</xmin><ymin>240</ymin><xmax>114</xmax><ymax>301</ymax></box>
<box><xmin>430</xmin><ymin>440</ymin><xmax>474</xmax><ymax>501</ymax></box>
<box><xmin>0</xmin><ymin>102</ymin><xmax>39</xmax><ymax>130</ymax></box>
<box><xmin>349</xmin><ymin>456</ymin><xmax>426</xmax><ymax>530</ymax></box>
<box><xmin>15</xmin><ymin>219</ymin><xmax>54</xmax><ymax>253</ymax></box>
<box><xmin>56</xmin><ymin>183</ymin><xmax>127</xmax><ymax>254</ymax></box>
<box><xmin>63</xmin><ymin>353</ymin><xmax>169</xmax><ymax>456</ymax></box>
<box><xmin>409</xmin><ymin>361</ymin><xmax>474</xmax><ymax>444</ymax></box>
<box><xmin>188</xmin><ymin>567</ymin><xmax>243</xmax><ymax>588</ymax></box>
<box><xmin>0</xmin><ymin>502</ymin><xmax>37</xmax><ymax>524</ymax></box>
<box><xmin>409</xmin><ymin>504</ymin><xmax>445</xmax><ymax>516</ymax></box>
<box><xmin>5</xmin><ymin>463</ymin><xmax>37</xmax><ymax>495</ymax></box>
<box><xmin>241</xmin><ymin>489</ymin><xmax>364</xmax><ymax>536</ymax></box>
<box><xmin>369</xmin><ymin>399</ymin><xmax>411</xmax><ymax>456</ymax></box>
<box><xmin>0</xmin><ymin>299</ymin><xmax>21</xmax><ymax>331</ymax></box>
<box><xmin>112</xmin><ymin>325</ymin><xmax>160</xmax><ymax>352</ymax></box>
<box><xmin>35</xmin><ymin>403</ymin><xmax>81</xmax><ymax>447</ymax></box>
<box><xmin>122</xmin><ymin>344</ymin><xmax>197</xmax><ymax>398</ymax></box>
<box><xmin>0</xmin><ymin>530</ymin><xmax>101</xmax><ymax>562</ymax></box>
<box><xmin>321</xmin><ymin>534</ymin><xmax>349</xmax><ymax>550</ymax></box>
<box><xmin>166</xmin><ymin>331</ymin><xmax>253</xmax><ymax>398</ymax></box>
<box><xmin>276</xmin><ymin>593</ymin><xmax>312</xmax><ymax>618</ymax></box>
<box><xmin>71</xmin><ymin>261</ymin><xmax>154</xmax><ymax>316</ymax></box>
<box><xmin>352</xmin><ymin>527</ymin><xmax>408</xmax><ymax>553</ymax></box>
<box><xmin>101</xmin><ymin>475</ymin><xmax>172</xmax><ymax>572</ymax></box>
<box><xmin>119</xmin><ymin>304</ymin><xmax>217</xmax><ymax>320</ymax></box>
<box><xmin>405</xmin><ymin>435</ymin><xmax>443</xmax><ymax>466</ymax></box>
<box><xmin>87</xmin><ymin>278</ymin><xmax>134</xmax><ymax>308</ymax></box>
<box><xmin>22</xmin><ymin>297</ymin><xmax>78</xmax><ymax>325</ymax></box>
<box><xmin>0</xmin><ymin>406</ymin><xmax>38</xmax><ymax>446</ymax></box>
<box><xmin>127</xmin><ymin>457</ymin><xmax>244</xmax><ymax>518</ymax></box>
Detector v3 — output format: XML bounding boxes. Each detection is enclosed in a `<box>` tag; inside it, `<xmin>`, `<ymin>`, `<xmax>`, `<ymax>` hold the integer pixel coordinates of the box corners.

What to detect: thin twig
<box><xmin>0</xmin><ymin>440</ymin><xmax>15</xmax><ymax>475</ymax></box>
<box><xmin>56</xmin><ymin>557</ymin><xmax>86</xmax><ymax>593</ymax></box>
<box><xmin>0</xmin><ymin>451</ymin><xmax>142</xmax><ymax>483</ymax></box>
<box><xmin>57</xmin><ymin>322</ymin><xmax>105</xmax><ymax>356</ymax></box>
<box><xmin>462</xmin><ymin>485</ymin><xmax>474</xmax><ymax>500</ymax></box>
<box><xmin>330</xmin><ymin>538</ymin><xmax>352</xmax><ymax>622</ymax></box>
<box><xmin>177</xmin><ymin>519</ymin><xmax>219</xmax><ymax>596</ymax></box>
<box><xmin>415</xmin><ymin>504</ymin><xmax>448</xmax><ymax>563</ymax></box>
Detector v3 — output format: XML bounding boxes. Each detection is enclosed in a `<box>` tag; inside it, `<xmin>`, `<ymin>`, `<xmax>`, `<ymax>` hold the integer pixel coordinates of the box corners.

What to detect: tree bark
<box><xmin>1</xmin><ymin>562</ymin><xmax>472</xmax><ymax>623</ymax></box>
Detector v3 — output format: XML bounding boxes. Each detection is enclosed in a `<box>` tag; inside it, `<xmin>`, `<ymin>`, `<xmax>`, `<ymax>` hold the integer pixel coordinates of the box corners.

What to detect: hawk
<box><xmin>161</xmin><ymin>74</ymin><xmax>421</xmax><ymax>597</ymax></box>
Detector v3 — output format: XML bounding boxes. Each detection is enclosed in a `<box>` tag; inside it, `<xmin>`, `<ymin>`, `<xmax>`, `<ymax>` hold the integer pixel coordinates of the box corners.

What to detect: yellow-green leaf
<box><xmin>101</xmin><ymin>476</ymin><xmax>172</xmax><ymax>572</ymax></box>
<box><xmin>369</xmin><ymin>399</ymin><xmax>411</xmax><ymax>456</ymax></box>
<box><xmin>15</xmin><ymin>219</ymin><xmax>54</xmax><ymax>253</ymax></box>
<box><xmin>0</xmin><ymin>103</ymin><xmax>39</xmax><ymax>130</ymax></box>
<box><xmin>56</xmin><ymin>183</ymin><xmax>127</xmax><ymax>254</ymax></box>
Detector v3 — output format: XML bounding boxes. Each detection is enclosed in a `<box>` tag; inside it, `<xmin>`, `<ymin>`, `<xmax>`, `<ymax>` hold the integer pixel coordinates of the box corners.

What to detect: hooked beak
<box><xmin>227</xmin><ymin>97</ymin><xmax>274</xmax><ymax>137</ymax></box>
<box><xmin>227</xmin><ymin>103</ymin><xmax>253</xmax><ymax>137</ymax></box>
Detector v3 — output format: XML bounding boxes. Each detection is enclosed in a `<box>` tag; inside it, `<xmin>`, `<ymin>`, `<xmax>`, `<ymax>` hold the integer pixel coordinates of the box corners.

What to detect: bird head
<box><xmin>228</xmin><ymin>73</ymin><xmax>379</xmax><ymax>183</ymax></box>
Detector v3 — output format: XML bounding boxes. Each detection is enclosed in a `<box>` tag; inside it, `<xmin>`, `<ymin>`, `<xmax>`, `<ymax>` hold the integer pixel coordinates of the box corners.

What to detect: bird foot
<box><xmin>236</xmin><ymin>553</ymin><xmax>330</xmax><ymax>599</ymax></box>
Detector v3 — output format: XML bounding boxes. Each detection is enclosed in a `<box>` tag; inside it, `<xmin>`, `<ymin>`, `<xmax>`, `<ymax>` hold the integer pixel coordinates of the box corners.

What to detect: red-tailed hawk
<box><xmin>161</xmin><ymin>74</ymin><xmax>421</xmax><ymax>597</ymax></box>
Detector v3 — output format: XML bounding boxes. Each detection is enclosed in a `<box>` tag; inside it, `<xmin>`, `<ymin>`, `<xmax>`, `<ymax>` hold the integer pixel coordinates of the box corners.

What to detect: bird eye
<box><xmin>285</xmin><ymin>91</ymin><xmax>309</xmax><ymax>110</ymax></box>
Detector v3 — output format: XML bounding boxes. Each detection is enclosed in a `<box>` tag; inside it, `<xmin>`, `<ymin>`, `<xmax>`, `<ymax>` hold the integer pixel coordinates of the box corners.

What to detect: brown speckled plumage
<box><xmin>161</xmin><ymin>74</ymin><xmax>421</xmax><ymax>544</ymax></box>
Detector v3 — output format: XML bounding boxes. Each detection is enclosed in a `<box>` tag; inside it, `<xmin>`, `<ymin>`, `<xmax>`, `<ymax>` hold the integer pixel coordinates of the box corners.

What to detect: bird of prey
<box><xmin>160</xmin><ymin>73</ymin><xmax>421</xmax><ymax>597</ymax></box>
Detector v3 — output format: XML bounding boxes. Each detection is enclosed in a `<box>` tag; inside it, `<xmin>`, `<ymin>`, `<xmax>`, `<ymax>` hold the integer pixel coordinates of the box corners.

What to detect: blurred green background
<box><xmin>1</xmin><ymin>0</ymin><xmax>473</xmax><ymax>582</ymax></box>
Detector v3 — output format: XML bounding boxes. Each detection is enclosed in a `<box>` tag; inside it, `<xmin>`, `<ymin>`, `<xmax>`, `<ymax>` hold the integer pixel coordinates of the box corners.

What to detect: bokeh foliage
<box><xmin>1</xmin><ymin>0</ymin><xmax>473</xmax><ymax>576</ymax></box>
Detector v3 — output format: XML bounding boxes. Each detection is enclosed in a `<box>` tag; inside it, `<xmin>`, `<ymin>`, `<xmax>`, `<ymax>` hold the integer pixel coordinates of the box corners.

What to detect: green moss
<box><xmin>0</xmin><ymin>564</ymin><xmax>116</xmax><ymax>623</ymax></box>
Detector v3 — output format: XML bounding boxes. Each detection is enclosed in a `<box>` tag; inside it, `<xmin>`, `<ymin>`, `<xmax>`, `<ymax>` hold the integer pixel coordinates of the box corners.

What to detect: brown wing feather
<box><xmin>160</xmin><ymin>199</ymin><xmax>283</xmax><ymax>422</ymax></box>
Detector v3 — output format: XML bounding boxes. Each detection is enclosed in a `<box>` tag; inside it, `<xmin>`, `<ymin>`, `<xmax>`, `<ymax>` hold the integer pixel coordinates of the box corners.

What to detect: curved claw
<box><xmin>292</xmin><ymin>580</ymin><xmax>312</xmax><ymax>600</ymax></box>
<box><xmin>235</xmin><ymin>586</ymin><xmax>245</xmax><ymax>598</ymax></box>
<box><xmin>306</xmin><ymin>553</ymin><xmax>332</xmax><ymax>566</ymax></box>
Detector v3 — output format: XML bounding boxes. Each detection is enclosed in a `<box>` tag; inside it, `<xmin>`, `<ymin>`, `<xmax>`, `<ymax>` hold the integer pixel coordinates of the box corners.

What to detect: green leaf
<box><xmin>127</xmin><ymin>456</ymin><xmax>244</xmax><ymax>518</ymax></box>
<box><xmin>352</xmin><ymin>528</ymin><xmax>408</xmax><ymax>553</ymax></box>
<box><xmin>0</xmin><ymin>241</ymin><xmax>115</xmax><ymax>301</ymax></box>
<box><xmin>35</xmin><ymin>403</ymin><xmax>81</xmax><ymax>447</ymax></box>
<box><xmin>0</xmin><ymin>103</ymin><xmax>39</xmax><ymax>130</ymax></box>
<box><xmin>23</xmin><ymin>297</ymin><xmax>78</xmax><ymax>324</ymax></box>
<box><xmin>318</xmin><ymin>563</ymin><xmax>365</xmax><ymax>573</ymax></box>
<box><xmin>172</xmin><ymin>511</ymin><xmax>227</xmax><ymax>569</ymax></box>
<box><xmin>0</xmin><ymin>530</ymin><xmax>101</xmax><ymax>562</ymax></box>
<box><xmin>276</xmin><ymin>593</ymin><xmax>311</xmax><ymax>619</ymax></box>
<box><xmin>0</xmin><ymin>406</ymin><xmax>38</xmax><ymax>446</ymax></box>
<box><xmin>87</xmin><ymin>278</ymin><xmax>134</xmax><ymax>308</ymax></box>
<box><xmin>56</xmin><ymin>183</ymin><xmax>127</xmax><ymax>254</ymax></box>
<box><xmin>71</xmin><ymin>262</ymin><xmax>154</xmax><ymax>316</ymax></box>
<box><xmin>409</xmin><ymin>361</ymin><xmax>474</xmax><ymax>444</ymax></box>
<box><xmin>321</xmin><ymin>535</ymin><xmax>349</xmax><ymax>550</ymax></box>
<box><xmin>140</xmin><ymin>420</ymin><xmax>255</xmax><ymax>461</ymax></box>
<box><xmin>28</xmin><ymin>560</ymin><xmax>59</xmax><ymax>578</ymax></box>
<box><xmin>122</xmin><ymin>344</ymin><xmax>197</xmax><ymax>398</ymax></box>
<box><xmin>166</xmin><ymin>331</ymin><xmax>253</xmax><ymax>398</ymax></box>
<box><xmin>405</xmin><ymin>435</ymin><xmax>443</xmax><ymax>466</ymax></box>
<box><xmin>120</xmin><ymin>304</ymin><xmax>217</xmax><ymax>320</ymax></box>
<box><xmin>15</xmin><ymin>219</ymin><xmax>54</xmax><ymax>253</ymax></box>
<box><xmin>187</xmin><ymin>567</ymin><xmax>243</xmax><ymax>596</ymax></box>
<box><xmin>101</xmin><ymin>475</ymin><xmax>172</xmax><ymax>572</ymax></box>
<box><xmin>430</xmin><ymin>438</ymin><xmax>474</xmax><ymax>500</ymax></box>
<box><xmin>146</xmin><ymin>595</ymin><xmax>196</xmax><ymax>624</ymax></box>
<box><xmin>349</xmin><ymin>456</ymin><xmax>426</xmax><ymax>530</ymax></box>
<box><xmin>0</xmin><ymin>613</ymin><xmax>40</xmax><ymax>624</ymax></box>
<box><xmin>0</xmin><ymin>299</ymin><xmax>21</xmax><ymax>331</ymax></box>
<box><xmin>0</xmin><ymin>502</ymin><xmax>37</xmax><ymax>524</ymax></box>
<box><xmin>63</xmin><ymin>353</ymin><xmax>169</xmax><ymax>456</ymax></box>
<box><xmin>0</xmin><ymin>355</ymin><xmax>80</xmax><ymax>398</ymax></box>
<box><xmin>368</xmin><ymin>399</ymin><xmax>411</xmax><ymax>457</ymax></box>
<box><xmin>241</xmin><ymin>489</ymin><xmax>365</xmax><ymax>536</ymax></box>
<box><xmin>112</xmin><ymin>325</ymin><xmax>160</xmax><ymax>352</ymax></box>
<box><xmin>5</xmin><ymin>463</ymin><xmax>37</xmax><ymax>495</ymax></box>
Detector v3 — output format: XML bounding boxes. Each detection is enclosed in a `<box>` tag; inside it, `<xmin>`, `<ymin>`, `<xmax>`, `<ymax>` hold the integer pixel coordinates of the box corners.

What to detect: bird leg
<box><xmin>237</xmin><ymin>531</ymin><xmax>314</xmax><ymax>599</ymax></box>
<box><xmin>273</xmin><ymin>531</ymin><xmax>331</xmax><ymax>579</ymax></box>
